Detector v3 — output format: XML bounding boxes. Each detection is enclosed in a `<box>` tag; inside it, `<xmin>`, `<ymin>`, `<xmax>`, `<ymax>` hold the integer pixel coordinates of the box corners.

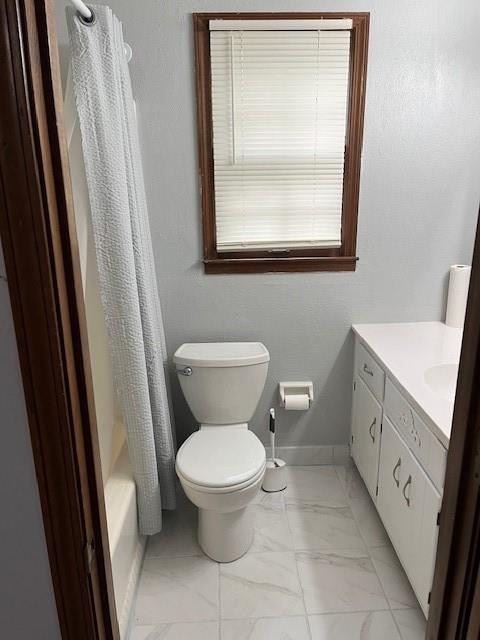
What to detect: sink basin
<box><xmin>424</xmin><ymin>363</ymin><xmax>459</xmax><ymax>402</ymax></box>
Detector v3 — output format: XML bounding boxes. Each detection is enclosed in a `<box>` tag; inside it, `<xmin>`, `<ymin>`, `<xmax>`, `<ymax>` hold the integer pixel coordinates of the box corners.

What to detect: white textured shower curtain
<box><xmin>67</xmin><ymin>5</ymin><xmax>176</xmax><ymax>534</ymax></box>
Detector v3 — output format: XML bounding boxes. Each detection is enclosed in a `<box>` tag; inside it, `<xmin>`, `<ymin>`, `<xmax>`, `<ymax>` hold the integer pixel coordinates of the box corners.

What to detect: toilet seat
<box><xmin>177</xmin><ymin>463</ymin><xmax>266</xmax><ymax>494</ymax></box>
<box><xmin>176</xmin><ymin>429</ymin><xmax>266</xmax><ymax>490</ymax></box>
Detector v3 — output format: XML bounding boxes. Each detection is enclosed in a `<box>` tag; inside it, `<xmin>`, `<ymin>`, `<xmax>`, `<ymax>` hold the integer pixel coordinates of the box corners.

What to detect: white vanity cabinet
<box><xmin>351</xmin><ymin>335</ymin><xmax>447</xmax><ymax>617</ymax></box>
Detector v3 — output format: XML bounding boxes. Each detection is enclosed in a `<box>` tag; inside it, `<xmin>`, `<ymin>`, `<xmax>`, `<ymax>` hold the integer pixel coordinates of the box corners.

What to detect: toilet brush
<box><xmin>269</xmin><ymin>408</ymin><xmax>279</xmax><ymax>467</ymax></box>
<box><xmin>262</xmin><ymin>408</ymin><xmax>287</xmax><ymax>492</ymax></box>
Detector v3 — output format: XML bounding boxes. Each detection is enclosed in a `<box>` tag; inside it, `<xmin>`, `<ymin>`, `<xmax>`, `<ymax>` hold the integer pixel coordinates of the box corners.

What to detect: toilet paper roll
<box><xmin>284</xmin><ymin>394</ymin><xmax>310</xmax><ymax>410</ymax></box>
<box><xmin>446</xmin><ymin>264</ymin><xmax>471</xmax><ymax>329</ymax></box>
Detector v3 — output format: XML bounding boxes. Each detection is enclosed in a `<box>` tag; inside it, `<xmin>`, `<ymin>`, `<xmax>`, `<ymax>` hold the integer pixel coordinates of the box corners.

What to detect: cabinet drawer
<box><xmin>384</xmin><ymin>379</ymin><xmax>446</xmax><ymax>491</ymax></box>
<box><xmin>355</xmin><ymin>341</ymin><xmax>385</xmax><ymax>402</ymax></box>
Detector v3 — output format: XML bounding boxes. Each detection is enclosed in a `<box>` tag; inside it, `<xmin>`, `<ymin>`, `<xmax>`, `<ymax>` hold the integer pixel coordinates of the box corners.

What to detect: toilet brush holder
<box><xmin>262</xmin><ymin>458</ymin><xmax>287</xmax><ymax>492</ymax></box>
<box><xmin>262</xmin><ymin>408</ymin><xmax>287</xmax><ymax>492</ymax></box>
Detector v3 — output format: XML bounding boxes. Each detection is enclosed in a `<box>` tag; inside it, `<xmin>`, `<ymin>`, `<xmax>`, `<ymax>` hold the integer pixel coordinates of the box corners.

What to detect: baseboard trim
<box><xmin>265</xmin><ymin>444</ymin><xmax>350</xmax><ymax>466</ymax></box>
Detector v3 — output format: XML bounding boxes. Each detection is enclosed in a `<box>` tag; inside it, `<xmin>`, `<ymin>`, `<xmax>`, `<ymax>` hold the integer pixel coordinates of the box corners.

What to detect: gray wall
<box><xmin>0</xmin><ymin>244</ymin><xmax>61</xmax><ymax>639</ymax></box>
<box><xmin>56</xmin><ymin>0</ymin><xmax>480</xmax><ymax>448</ymax></box>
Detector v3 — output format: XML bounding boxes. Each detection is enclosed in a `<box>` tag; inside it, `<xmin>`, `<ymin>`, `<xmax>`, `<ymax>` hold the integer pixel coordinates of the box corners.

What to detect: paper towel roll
<box><xmin>284</xmin><ymin>394</ymin><xmax>310</xmax><ymax>410</ymax></box>
<box><xmin>446</xmin><ymin>264</ymin><xmax>471</xmax><ymax>329</ymax></box>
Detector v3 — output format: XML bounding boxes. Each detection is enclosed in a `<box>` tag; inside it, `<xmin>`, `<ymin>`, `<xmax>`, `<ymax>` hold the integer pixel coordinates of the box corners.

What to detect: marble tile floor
<box><xmin>129</xmin><ymin>464</ymin><xmax>427</xmax><ymax>640</ymax></box>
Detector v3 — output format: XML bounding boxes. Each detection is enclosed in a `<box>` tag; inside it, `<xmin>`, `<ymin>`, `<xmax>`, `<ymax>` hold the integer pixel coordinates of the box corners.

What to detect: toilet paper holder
<box><xmin>279</xmin><ymin>381</ymin><xmax>314</xmax><ymax>409</ymax></box>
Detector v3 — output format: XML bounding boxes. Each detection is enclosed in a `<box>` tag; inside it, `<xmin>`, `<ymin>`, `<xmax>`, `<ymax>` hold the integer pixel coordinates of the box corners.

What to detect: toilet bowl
<box><xmin>173</xmin><ymin>342</ymin><xmax>269</xmax><ymax>562</ymax></box>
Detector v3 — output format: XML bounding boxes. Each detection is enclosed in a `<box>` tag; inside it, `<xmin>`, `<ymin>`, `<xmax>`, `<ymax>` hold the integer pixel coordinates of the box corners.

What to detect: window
<box><xmin>194</xmin><ymin>13</ymin><xmax>369</xmax><ymax>273</ymax></box>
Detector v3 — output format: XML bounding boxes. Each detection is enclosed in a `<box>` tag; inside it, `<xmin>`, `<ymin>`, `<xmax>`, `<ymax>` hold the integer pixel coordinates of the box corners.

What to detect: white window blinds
<box><xmin>210</xmin><ymin>25</ymin><xmax>351</xmax><ymax>252</ymax></box>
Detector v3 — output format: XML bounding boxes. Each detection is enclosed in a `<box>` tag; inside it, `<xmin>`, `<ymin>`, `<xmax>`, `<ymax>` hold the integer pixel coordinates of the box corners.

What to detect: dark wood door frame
<box><xmin>1</xmin><ymin>1</ymin><xmax>480</xmax><ymax>639</ymax></box>
<box><xmin>427</xmin><ymin>213</ymin><xmax>480</xmax><ymax>639</ymax></box>
<box><xmin>0</xmin><ymin>1</ymin><xmax>119</xmax><ymax>638</ymax></box>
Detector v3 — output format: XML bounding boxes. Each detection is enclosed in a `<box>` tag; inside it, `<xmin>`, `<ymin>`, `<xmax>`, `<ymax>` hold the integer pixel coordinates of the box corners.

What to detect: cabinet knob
<box><xmin>369</xmin><ymin>417</ymin><xmax>376</xmax><ymax>443</ymax></box>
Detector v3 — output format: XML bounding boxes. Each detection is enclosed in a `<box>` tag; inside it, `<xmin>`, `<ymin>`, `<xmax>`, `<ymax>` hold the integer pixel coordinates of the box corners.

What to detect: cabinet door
<box><xmin>416</xmin><ymin>475</ymin><xmax>441</xmax><ymax>614</ymax></box>
<box><xmin>351</xmin><ymin>376</ymin><xmax>382</xmax><ymax>501</ymax></box>
<box><xmin>395</xmin><ymin>431</ymin><xmax>426</xmax><ymax>577</ymax></box>
<box><xmin>398</xmin><ymin>440</ymin><xmax>441</xmax><ymax>615</ymax></box>
<box><xmin>378</xmin><ymin>417</ymin><xmax>441</xmax><ymax>616</ymax></box>
<box><xmin>377</xmin><ymin>417</ymin><xmax>407</xmax><ymax>554</ymax></box>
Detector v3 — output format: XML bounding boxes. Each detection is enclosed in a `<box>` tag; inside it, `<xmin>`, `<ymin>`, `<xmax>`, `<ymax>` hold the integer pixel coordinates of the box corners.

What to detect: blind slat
<box><xmin>211</xmin><ymin>29</ymin><xmax>351</xmax><ymax>251</ymax></box>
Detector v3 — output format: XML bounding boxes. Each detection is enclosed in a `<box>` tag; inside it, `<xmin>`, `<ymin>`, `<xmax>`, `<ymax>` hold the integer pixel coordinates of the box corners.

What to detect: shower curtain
<box><xmin>67</xmin><ymin>5</ymin><xmax>176</xmax><ymax>534</ymax></box>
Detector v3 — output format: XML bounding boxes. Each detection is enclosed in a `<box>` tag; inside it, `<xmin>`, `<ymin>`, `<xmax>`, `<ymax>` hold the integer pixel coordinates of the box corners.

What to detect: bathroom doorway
<box><xmin>0</xmin><ymin>1</ymin><xmax>118</xmax><ymax>638</ymax></box>
<box><xmin>0</xmin><ymin>2</ymin><xmax>479</xmax><ymax>639</ymax></box>
<box><xmin>427</xmin><ymin>221</ymin><xmax>480</xmax><ymax>639</ymax></box>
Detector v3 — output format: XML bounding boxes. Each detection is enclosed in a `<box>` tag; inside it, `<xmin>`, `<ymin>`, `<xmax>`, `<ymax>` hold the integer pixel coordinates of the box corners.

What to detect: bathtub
<box><xmin>64</xmin><ymin>70</ymin><xmax>145</xmax><ymax>637</ymax></box>
<box><xmin>104</xmin><ymin>444</ymin><xmax>145</xmax><ymax>638</ymax></box>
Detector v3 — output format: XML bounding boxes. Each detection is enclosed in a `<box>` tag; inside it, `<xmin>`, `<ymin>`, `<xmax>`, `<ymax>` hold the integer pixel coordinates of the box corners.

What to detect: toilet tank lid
<box><xmin>173</xmin><ymin>342</ymin><xmax>270</xmax><ymax>367</ymax></box>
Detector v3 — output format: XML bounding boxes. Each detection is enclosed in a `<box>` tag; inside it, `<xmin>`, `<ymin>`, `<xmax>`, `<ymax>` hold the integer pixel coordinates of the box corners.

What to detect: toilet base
<box><xmin>198</xmin><ymin>506</ymin><xmax>253</xmax><ymax>562</ymax></box>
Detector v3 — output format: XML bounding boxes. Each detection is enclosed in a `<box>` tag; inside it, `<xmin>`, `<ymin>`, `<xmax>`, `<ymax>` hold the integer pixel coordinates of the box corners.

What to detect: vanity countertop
<box><xmin>352</xmin><ymin>322</ymin><xmax>463</xmax><ymax>447</ymax></box>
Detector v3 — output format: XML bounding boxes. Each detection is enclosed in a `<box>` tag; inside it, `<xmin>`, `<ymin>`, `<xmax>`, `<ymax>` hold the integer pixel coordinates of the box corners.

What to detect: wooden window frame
<box><xmin>194</xmin><ymin>12</ymin><xmax>370</xmax><ymax>274</ymax></box>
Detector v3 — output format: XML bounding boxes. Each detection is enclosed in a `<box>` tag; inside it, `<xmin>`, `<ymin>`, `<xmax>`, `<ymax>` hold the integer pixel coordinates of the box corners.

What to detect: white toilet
<box><xmin>173</xmin><ymin>342</ymin><xmax>269</xmax><ymax>562</ymax></box>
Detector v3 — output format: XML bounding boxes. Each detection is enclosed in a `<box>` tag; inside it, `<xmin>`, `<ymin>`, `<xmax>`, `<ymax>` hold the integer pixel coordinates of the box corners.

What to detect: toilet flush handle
<box><xmin>177</xmin><ymin>366</ymin><xmax>193</xmax><ymax>376</ymax></box>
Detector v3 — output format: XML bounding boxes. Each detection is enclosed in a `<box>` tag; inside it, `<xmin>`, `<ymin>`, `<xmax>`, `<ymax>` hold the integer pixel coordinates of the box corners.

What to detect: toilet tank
<box><xmin>173</xmin><ymin>343</ymin><xmax>269</xmax><ymax>425</ymax></box>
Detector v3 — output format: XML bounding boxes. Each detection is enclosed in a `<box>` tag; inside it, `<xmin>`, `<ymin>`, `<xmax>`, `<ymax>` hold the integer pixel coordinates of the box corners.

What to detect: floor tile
<box><xmin>266</xmin><ymin>445</ymin><xmax>334</xmax><ymax>466</ymax></box>
<box><xmin>370</xmin><ymin>545</ymin><xmax>419</xmax><ymax>609</ymax></box>
<box><xmin>147</xmin><ymin>491</ymin><xmax>200</xmax><ymax>559</ymax></box>
<box><xmin>349</xmin><ymin>495</ymin><xmax>390</xmax><ymax>547</ymax></box>
<box><xmin>252</xmin><ymin>488</ymin><xmax>285</xmax><ymax>506</ymax></box>
<box><xmin>130</xmin><ymin>465</ymin><xmax>418</xmax><ymax>640</ymax></box>
<box><xmin>335</xmin><ymin>461</ymin><xmax>370</xmax><ymax>500</ymax></box>
<box><xmin>335</xmin><ymin>464</ymin><xmax>390</xmax><ymax>547</ymax></box>
<box><xmin>308</xmin><ymin>610</ymin><xmax>401</xmax><ymax>639</ymax></box>
<box><xmin>392</xmin><ymin>609</ymin><xmax>427</xmax><ymax>640</ymax></box>
<box><xmin>134</xmin><ymin>555</ymin><xmax>218</xmax><ymax>624</ymax></box>
<box><xmin>286</xmin><ymin>500</ymin><xmax>365</xmax><ymax>551</ymax></box>
<box><xmin>335</xmin><ymin>464</ymin><xmax>366</xmax><ymax>500</ymax></box>
<box><xmin>220</xmin><ymin>616</ymin><xmax>310</xmax><ymax>639</ymax></box>
<box><xmin>249</xmin><ymin>496</ymin><xmax>293</xmax><ymax>553</ymax></box>
<box><xmin>129</xmin><ymin>621</ymin><xmax>219</xmax><ymax>640</ymax></box>
<box><xmin>220</xmin><ymin>551</ymin><xmax>304</xmax><ymax>619</ymax></box>
<box><xmin>296</xmin><ymin>549</ymin><xmax>389</xmax><ymax>614</ymax></box>
<box><xmin>332</xmin><ymin>446</ymin><xmax>351</xmax><ymax>466</ymax></box>
<box><xmin>285</xmin><ymin>467</ymin><xmax>349</xmax><ymax>506</ymax></box>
